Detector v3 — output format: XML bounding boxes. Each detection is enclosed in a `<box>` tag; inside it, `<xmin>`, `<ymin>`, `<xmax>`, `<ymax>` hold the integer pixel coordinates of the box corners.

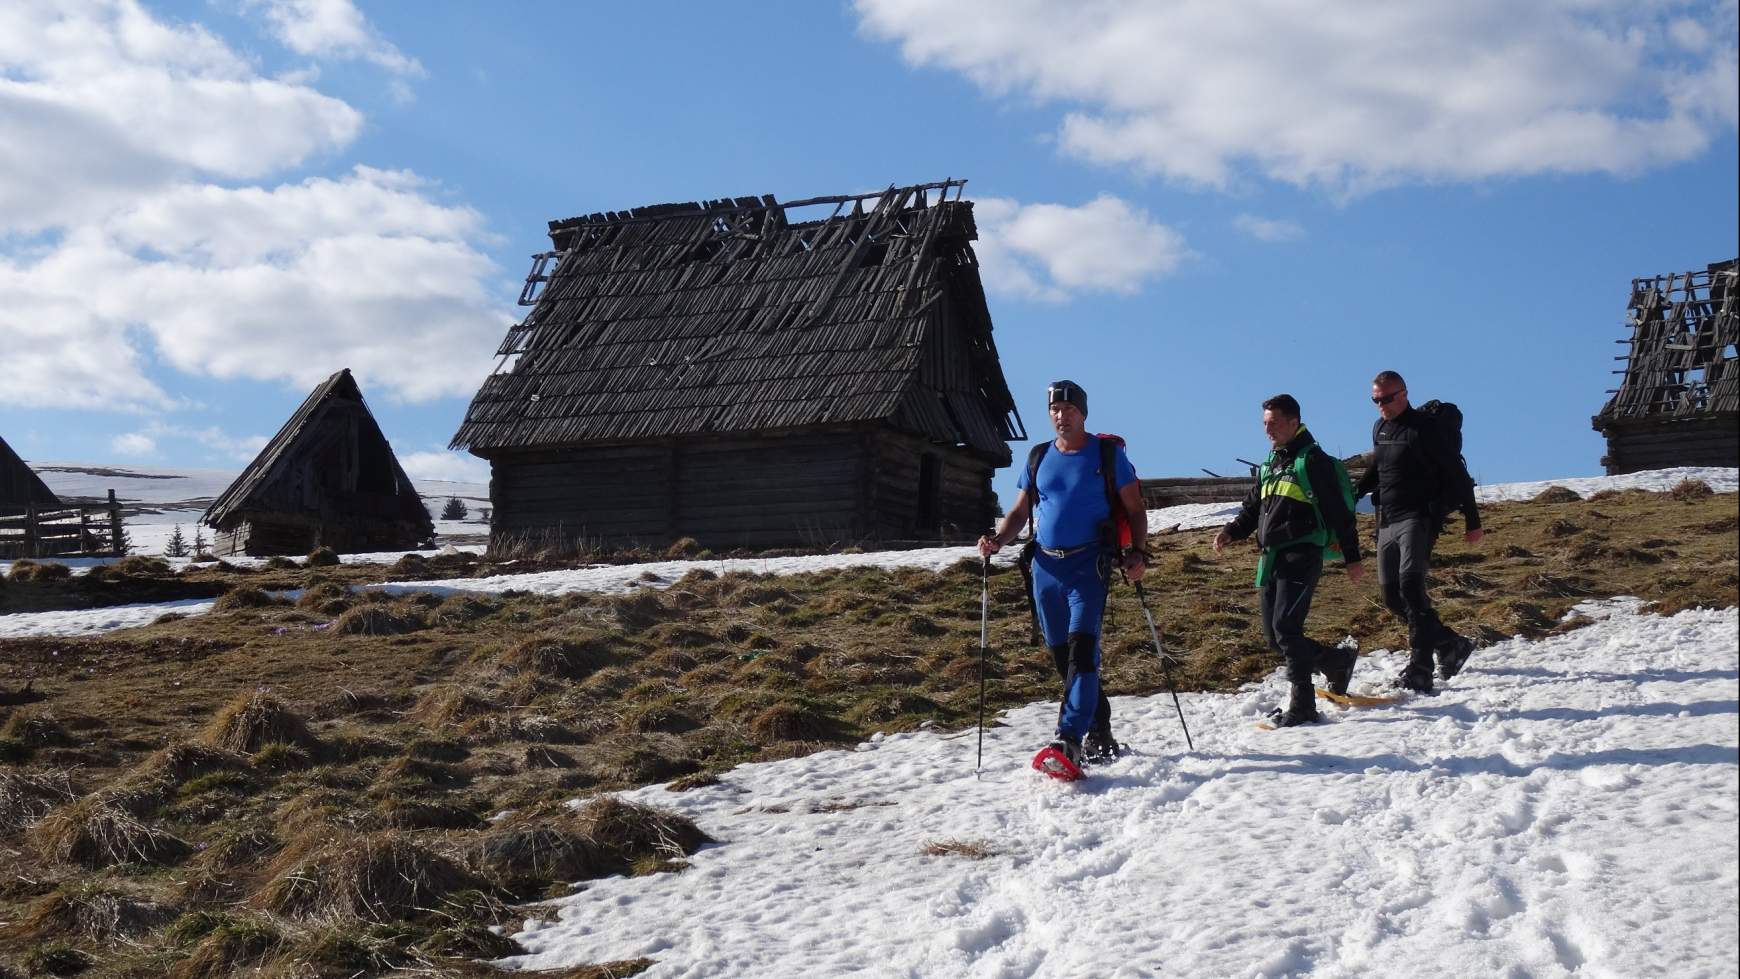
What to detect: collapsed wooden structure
<box><xmin>451</xmin><ymin>180</ymin><xmax>1023</xmax><ymax>554</ymax></box>
<box><xmin>1592</xmin><ymin>259</ymin><xmax>1738</xmax><ymax>474</ymax></box>
<box><xmin>0</xmin><ymin>435</ymin><xmax>58</xmax><ymax>512</ymax></box>
<box><xmin>204</xmin><ymin>369</ymin><xmax>433</xmax><ymax>556</ymax></box>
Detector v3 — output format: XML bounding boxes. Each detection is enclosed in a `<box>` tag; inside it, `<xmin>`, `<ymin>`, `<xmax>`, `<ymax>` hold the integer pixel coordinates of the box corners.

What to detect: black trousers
<box><xmin>1376</xmin><ymin>514</ymin><xmax>1449</xmax><ymax>655</ymax></box>
<box><xmin>1260</xmin><ymin>545</ymin><xmax>1330</xmax><ymax>686</ymax></box>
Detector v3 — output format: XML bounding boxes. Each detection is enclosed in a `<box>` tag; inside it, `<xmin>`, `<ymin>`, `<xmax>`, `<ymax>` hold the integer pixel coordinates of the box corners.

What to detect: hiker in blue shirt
<box><xmin>979</xmin><ymin>380</ymin><xmax>1147</xmax><ymax>769</ymax></box>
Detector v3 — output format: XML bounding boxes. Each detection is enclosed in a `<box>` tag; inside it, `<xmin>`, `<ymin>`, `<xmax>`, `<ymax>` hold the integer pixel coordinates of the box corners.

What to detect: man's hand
<box><xmin>977</xmin><ymin>534</ymin><xmax>1002</xmax><ymax>558</ymax></box>
<box><xmin>1345</xmin><ymin>560</ymin><xmax>1366</xmax><ymax>584</ymax></box>
<box><xmin>1212</xmin><ymin>529</ymin><xmax>1231</xmax><ymax>554</ymax></box>
<box><xmin>1123</xmin><ymin>552</ymin><xmax>1146</xmax><ymax>582</ymax></box>
<box><xmin>1465</xmin><ymin>528</ymin><xmax>1484</xmax><ymax>545</ymax></box>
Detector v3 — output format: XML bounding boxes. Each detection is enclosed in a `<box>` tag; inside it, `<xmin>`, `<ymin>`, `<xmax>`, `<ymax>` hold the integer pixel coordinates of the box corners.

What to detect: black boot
<box><xmin>1436</xmin><ymin>633</ymin><xmax>1475</xmax><ymax>680</ymax></box>
<box><xmin>1321</xmin><ymin>637</ymin><xmax>1359</xmax><ymax>696</ymax></box>
<box><xmin>1083</xmin><ymin>730</ymin><xmax>1126</xmax><ymax>762</ymax></box>
<box><xmin>1267</xmin><ymin>682</ymin><xmax>1320</xmax><ymax>728</ymax></box>
<box><xmin>1046</xmin><ymin>736</ymin><xmax>1083</xmax><ymax>767</ymax></box>
<box><xmin>1397</xmin><ymin>648</ymin><xmax>1434</xmax><ymax>693</ymax></box>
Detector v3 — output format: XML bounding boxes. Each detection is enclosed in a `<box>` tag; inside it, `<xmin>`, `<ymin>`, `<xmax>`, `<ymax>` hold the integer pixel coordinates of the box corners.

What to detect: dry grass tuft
<box><xmin>748</xmin><ymin>702</ymin><xmax>831</xmax><ymax>743</ymax></box>
<box><xmin>0</xmin><ymin>769</ymin><xmax>79</xmax><ymax>836</ymax></box>
<box><xmin>111</xmin><ymin>555</ymin><xmax>173</xmax><ymax>576</ymax></box>
<box><xmin>1668</xmin><ymin>478</ymin><xmax>1715</xmax><ymax>501</ymax></box>
<box><xmin>1534</xmin><ymin>485</ymin><xmax>1582</xmax><ymax>503</ymax></box>
<box><xmin>410</xmin><ymin>687</ymin><xmax>498</xmax><ymax>727</ymax></box>
<box><xmin>7</xmin><ymin>559</ymin><xmax>72</xmax><ymax>582</ymax></box>
<box><xmin>0</xmin><ymin>710</ymin><xmax>75</xmax><ymax>749</ymax></box>
<box><xmin>200</xmin><ymin>692</ymin><xmax>321</xmax><ymax>755</ymax></box>
<box><xmin>295</xmin><ymin>581</ymin><xmax>351</xmax><ymax>613</ymax></box>
<box><xmin>473</xmin><ymin>795</ymin><xmax>710</xmax><ymax>890</ymax></box>
<box><xmin>430</xmin><ymin>593</ymin><xmax>499</xmax><ymax>626</ymax></box>
<box><xmin>169</xmin><ymin>915</ymin><xmax>282</xmax><ymax>979</ymax></box>
<box><xmin>665</xmin><ymin>536</ymin><xmax>705</xmax><ymax>558</ymax></box>
<box><xmin>137</xmin><ymin>742</ymin><xmax>252</xmax><ymax>786</ymax></box>
<box><xmin>333</xmin><ymin>602</ymin><xmax>428</xmax><ymax>635</ymax></box>
<box><xmin>305</xmin><ymin>545</ymin><xmax>341</xmax><ymax>567</ymax></box>
<box><xmin>213</xmin><ymin>585</ymin><xmax>282</xmax><ymax>611</ymax></box>
<box><xmin>29</xmin><ymin>795</ymin><xmax>192</xmax><ymax>868</ymax></box>
<box><xmin>921</xmin><ymin>838</ymin><xmax>999</xmax><ymax>859</ymax></box>
<box><xmin>8</xmin><ymin>881</ymin><xmax>176</xmax><ymax>942</ymax></box>
<box><xmin>501</xmin><ymin>633</ymin><xmax>614</xmax><ymax>679</ymax></box>
<box><xmin>255</xmin><ymin>830</ymin><xmax>484</xmax><ymax>922</ymax></box>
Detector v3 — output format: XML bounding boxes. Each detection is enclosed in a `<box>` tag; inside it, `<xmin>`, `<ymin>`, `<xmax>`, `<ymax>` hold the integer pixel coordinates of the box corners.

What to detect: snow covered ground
<box><xmin>500</xmin><ymin>599</ymin><xmax>1740</xmax><ymax>978</ymax></box>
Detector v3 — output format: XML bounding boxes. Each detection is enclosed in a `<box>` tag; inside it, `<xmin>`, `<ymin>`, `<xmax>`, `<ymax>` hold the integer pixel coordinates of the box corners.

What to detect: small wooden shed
<box><xmin>1592</xmin><ymin>259</ymin><xmax>1738</xmax><ymax>474</ymax></box>
<box><xmin>204</xmin><ymin>369</ymin><xmax>433</xmax><ymax>556</ymax></box>
<box><xmin>0</xmin><ymin>435</ymin><xmax>59</xmax><ymax>511</ymax></box>
<box><xmin>450</xmin><ymin>180</ymin><xmax>1024</xmax><ymax>554</ymax></box>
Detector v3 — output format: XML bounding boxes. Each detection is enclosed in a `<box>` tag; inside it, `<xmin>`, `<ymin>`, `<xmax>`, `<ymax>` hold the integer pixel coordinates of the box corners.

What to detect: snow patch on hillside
<box><xmin>498</xmin><ymin>601</ymin><xmax>1739</xmax><ymax>978</ymax></box>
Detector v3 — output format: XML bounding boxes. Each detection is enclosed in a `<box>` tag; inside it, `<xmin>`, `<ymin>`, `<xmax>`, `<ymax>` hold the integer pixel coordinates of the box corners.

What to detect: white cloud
<box><xmin>242</xmin><ymin>0</ymin><xmax>425</xmax><ymax>77</ymax></box>
<box><xmin>971</xmin><ymin>194</ymin><xmax>1187</xmax><ymax>302</ymax></box>
<box><xmin>0</xmin><ymin>3</ymin><xmax>507</xmax><ymax>412</ymax></box>
<box><xmin>134</xmin><ymin>422</ymin><xmax>269</xmax><ymax>463</ymax></box>
<box><xmin>856</xmin><ymin>0</ymin><xmax>1740</xmax><ymax>194</ymax></box>
<box><xmin>111</xmin><ymin>432</ymin><xmax>156</xmax><ymax>456</ymax></box>
<box><xmin>0</xmin><ymin>0</ymin><xmax>361</xmax><ymax>233</ymax></box>
<box><xmin>397</xmin><ymin>449</ymin><xmax>491</xmax><ymax>485</ymax></box>
<box><xmin>1233</xmin><ymin>214</ymin><xmax>1305</xmax><ymax>243</ymax></box>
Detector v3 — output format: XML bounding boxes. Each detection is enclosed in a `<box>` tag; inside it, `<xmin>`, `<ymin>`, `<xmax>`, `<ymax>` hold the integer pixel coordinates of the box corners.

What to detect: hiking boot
<box><xmin>1266</xmin><ymin>682</ymin><xmax>1320</xmax><ymax>728</ymax></box>
<box><xmin>1321</xmin><ymin>637</ymin><xmax>1359</xmax><ymax>696</ymax></box>
<box><xmin>1083</xmin><ymin>731</ymin><xmax>1126</xmax><ymax>763</ymax></box>
<box><xmin>1436</xmin><ymin>634</ymin><xmax>1476</xmax><ymax>681</ymax></box>
<box><xmin>1046</xmin><ymin>736</ymin><xmax>1083</xmax><ymax>768</ymax></box>
<box><xmin>1396</xmin><ymin>649</ymin><xmax>1435</xmax><ymax>693</ymax></box>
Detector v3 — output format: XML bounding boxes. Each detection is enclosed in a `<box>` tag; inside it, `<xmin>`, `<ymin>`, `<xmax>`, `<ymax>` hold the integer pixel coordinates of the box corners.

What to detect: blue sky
<box><xmin>2</xmin><ymin>1</ymin><xmax>1735</xmax><ymax>505</ymax></box>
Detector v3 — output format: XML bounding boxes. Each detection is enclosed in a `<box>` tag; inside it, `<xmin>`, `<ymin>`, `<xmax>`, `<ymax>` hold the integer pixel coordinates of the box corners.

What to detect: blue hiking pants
<box><xmin>1031</xmin><ymin>547</ymin><xmax>1111</xmax><ymax>740</ymax></box>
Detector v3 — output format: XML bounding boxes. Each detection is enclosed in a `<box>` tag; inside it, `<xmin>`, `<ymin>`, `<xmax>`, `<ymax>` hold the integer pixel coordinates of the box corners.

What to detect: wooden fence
<box><xmin>0</xmin><ymin>490</ymin><xmax>125</xmax><ymax>559</ymax></box>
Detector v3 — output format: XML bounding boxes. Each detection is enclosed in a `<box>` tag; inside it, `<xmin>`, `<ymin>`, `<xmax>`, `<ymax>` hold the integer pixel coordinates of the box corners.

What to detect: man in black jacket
<box><xmin>1214</xmin><ymin>394</ymin><xmax>1364</xmax><ymax>727</ymax></box>
<box><xmin>1358</xmin><ymin>370</ymin><xmax>1483</xmax><ymax>693</ymax></box>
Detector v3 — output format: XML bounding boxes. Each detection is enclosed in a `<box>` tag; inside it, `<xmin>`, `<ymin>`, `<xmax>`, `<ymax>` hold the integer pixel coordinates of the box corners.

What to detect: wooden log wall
<box><xmin>1600</xmin><ymin>415</ymin><xmax>1738</xmax><ymax>475</ymax></box>
<box><xmin>485</xmin><ymin>425</ymin><xmax>999</xmax><ymax>553</ymax></box>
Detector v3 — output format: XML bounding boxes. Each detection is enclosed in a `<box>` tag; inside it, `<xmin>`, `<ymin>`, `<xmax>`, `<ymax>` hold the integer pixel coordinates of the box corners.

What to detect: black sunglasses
<box><xmin>1372</xmin><ymin>390</ymin><xmax>1405</xmax><ymax>406</ymax></box>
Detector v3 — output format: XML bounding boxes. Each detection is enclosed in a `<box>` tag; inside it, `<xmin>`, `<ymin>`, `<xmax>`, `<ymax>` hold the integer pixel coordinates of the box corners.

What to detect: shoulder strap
<box><xmin>1024</xmin><ymin>441</ymin><xmax>1049</xmax><ymax>540</ymax></box>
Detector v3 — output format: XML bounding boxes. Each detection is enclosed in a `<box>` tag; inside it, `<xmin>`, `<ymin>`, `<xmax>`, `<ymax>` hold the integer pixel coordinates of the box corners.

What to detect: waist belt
<box><xmin>1038</xmin><ymin>542</ymin><xmax>1098</xmax><ymax>559</ymax></box>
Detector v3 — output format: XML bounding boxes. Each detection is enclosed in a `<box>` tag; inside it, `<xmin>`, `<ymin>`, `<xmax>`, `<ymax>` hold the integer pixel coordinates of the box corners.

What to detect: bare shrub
<box><xmin>200</xmin><ymin>692</ymin><xmax>321</xmax><ymax>755</ymax></box>
<box><xmin>255</xmin><ymin>830</ymin><xmax>484</xmax><ymax>922</ymax></box>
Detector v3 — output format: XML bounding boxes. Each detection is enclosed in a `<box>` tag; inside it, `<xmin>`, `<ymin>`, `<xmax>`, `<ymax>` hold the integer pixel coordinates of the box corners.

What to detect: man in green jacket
<box><xmin>1215</xmin><ymin>394</ymin><xmax>1365</xmax><ymax>727</ymax></box>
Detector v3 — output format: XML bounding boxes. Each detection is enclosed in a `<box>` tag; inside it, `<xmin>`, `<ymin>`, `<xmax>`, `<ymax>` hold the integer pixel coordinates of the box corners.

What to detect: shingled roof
<box><xmin>449</xmin><ymin>180</ymin><xmax>1023</xmax><ymax>464</ymax></box>
<box><xmin>0</xmin><ymin>434</ymin><xmax>60</xmax><ymax>510</ymax></box>
<box><xmin>1596</xmin><ymin>259</ymin><xmax>1738</xmax><ymax>424</ymax></box>
<box><xmin>204</xmin><ymin>368</ymin><xmax>430</xmax><ymax>535</ymax></box>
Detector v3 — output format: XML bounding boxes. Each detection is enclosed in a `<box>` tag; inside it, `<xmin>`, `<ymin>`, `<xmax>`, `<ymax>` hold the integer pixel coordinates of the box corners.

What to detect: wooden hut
<box><xmin>203</xmin><ymin>369</ymin><xmax>433</xmax><ymax>556</ymax></box>
<box><xmin>450</xmin><ymin>180</ymin><xmax>1024</xmax><ymax>554</ymax></box>
<box><xmin>0</xmin><ymin>435</ymin><xmax>59</xmax><ymax>511</ymax></box>
<box><xmin>1592</xmin><ymin>259</ymin><xmax>1738</xmax><ymax>474</ymax></box>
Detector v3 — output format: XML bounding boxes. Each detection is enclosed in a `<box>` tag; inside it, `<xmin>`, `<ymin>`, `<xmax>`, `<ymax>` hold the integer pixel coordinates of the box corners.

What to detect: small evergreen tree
<box><xmin>164</xmin><ymin>524</ymin><xmax>188</xmax><ymax>558</ymax></box>
<box><xmin>441</xmin><ymin>496</ymin><xmax>468</xmax><ymax>520</ymax></box>
<box><xmin>192</xmin><ymin>525</ymin><xmax>208</xmax><ymax>555</ymax></box>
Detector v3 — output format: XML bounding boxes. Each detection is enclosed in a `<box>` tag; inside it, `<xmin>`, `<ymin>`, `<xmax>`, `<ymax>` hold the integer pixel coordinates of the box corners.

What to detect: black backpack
<box><xmin>1417</xmin><ymin>399</ymin><xmax>1475</xmax><ymax>503</ymax></box>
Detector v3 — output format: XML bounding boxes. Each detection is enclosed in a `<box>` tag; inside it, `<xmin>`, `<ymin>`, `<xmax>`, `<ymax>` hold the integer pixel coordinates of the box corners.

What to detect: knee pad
<box><xmin>1067</xmin><ymin>632</ymin><xmax>1098</xmax><ymax>673</ymax></box>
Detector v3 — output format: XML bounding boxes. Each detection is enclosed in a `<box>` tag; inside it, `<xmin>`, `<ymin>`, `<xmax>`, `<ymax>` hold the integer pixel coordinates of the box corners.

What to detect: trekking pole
<box><xmin>1133</xmin><ymin>581</ymin><xmax>1194</xmax><ymax>752</ymax></box>
<box><xmin>976</xmin><ymin>554</ymin><xmax>990</xmax><ymax>773</ymax></box>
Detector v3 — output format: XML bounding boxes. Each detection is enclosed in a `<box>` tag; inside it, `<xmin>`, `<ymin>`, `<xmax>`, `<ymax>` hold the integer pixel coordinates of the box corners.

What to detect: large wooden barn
<box><xmin>1592</xmin><ymin>259</ymin><xmax>1738</xmax><ymax>474</ymax></box>
<box><xmin>450</xmin><ymin>180</ymin><xmax>1025</xmax><ymax>554</ymax></box>
<box><xmin>204</xmin><ymin>369</ymin><xmax>433</xmax><ymax>556</ymax></box>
